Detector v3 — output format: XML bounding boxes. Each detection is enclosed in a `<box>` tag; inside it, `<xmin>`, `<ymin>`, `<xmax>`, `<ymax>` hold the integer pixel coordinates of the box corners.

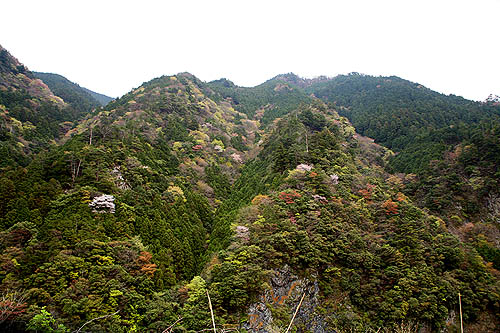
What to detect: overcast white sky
<box><xmin>1</xmin><ymin>0</ymin><xmax>499</xmax><ymax>100</ymax></box>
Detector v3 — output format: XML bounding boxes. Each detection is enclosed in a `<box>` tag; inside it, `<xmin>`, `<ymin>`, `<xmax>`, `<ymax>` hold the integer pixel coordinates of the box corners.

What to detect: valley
<box><xmin>0</xmin><ymin>45</ymin><xmax>499</xmax><ymax>332</ymax></box>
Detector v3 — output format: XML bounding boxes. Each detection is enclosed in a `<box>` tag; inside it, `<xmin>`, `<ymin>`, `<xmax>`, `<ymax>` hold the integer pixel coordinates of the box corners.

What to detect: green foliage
<box><xmin>27</xmin><ymin>307</ymin><xmax>68</xmax><ymax>332</ymax></box>
<box><xmin>34</xmin><ymin>72</ymin><xmax>109</xmax><ymax>112</ymax></box>
<box><xmin>0</xmin><ymin>50</ymin><xmax>100</xmax><ymax>167</ymax></box>
<box><xmin>181</xmin><ymin>276</ymin><xmax>211</xmax><ymax>329</ymax></box>
<box><xmin>0</xmin><ymin>69</ymin><xmax>498</xmax><ymax>332</ymax></box>
<box><xmin>208</xmin><ymin>74</ymin><xmax>312</xmax><ymax>125</ymax></box>
<box><xmin>307</xmin><ymin>73</ymin><xmax>500</xmax><ymax>150</ymax></box>
<box><xmin>205</xmin><ymin>164</ymin><xmax>231</xmax><ymax>199</ymax></box>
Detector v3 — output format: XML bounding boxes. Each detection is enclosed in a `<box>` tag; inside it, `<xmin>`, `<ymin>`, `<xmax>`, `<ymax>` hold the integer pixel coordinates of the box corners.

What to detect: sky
<box><xmin>1</xmin><ymin>0</ymin><xmax>499</xmax><ymax>100</ymax></box>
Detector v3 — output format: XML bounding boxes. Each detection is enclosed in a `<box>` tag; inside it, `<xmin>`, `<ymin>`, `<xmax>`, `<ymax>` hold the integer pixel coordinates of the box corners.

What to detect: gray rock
<box><xmin>243</xmin><ymin>266</ymin><xmax>327</xmax><ymax>332</ymax></box>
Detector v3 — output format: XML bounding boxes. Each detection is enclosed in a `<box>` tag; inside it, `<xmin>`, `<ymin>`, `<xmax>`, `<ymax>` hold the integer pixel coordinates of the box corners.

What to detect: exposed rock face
<box><xmin>243</xmin><ymin>266</ymin><xmax>326</xmax><ymax>332</ymax></box>
<box><xmin>89</xmin><ymin>194</ymin><xmax>115</xmax><ymax>213</ymax></box>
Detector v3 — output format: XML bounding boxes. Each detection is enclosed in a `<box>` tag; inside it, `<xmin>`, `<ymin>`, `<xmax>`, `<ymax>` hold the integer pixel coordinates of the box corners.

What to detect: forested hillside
<box><xmin>0</xmin><ymin>46</ymin><xmax>103</xmax><ymax>167</ymax></box>
<box><xmin>305</xmin><ymin>73</ymin><xmax>500</xmax><ymax>173</ymax></box>
<box><xmin>0</xmin><ymin>46</ymin><xmax>499</xmax><ymax>332</ymax></box>
<box><xmin>208</xmin><ymin>74</ymin><xmax>312</xmax><ymax>125</ymax></box>
<box><xmin>34</xmin><ymin>72</ymin><xmax>112</xmax><ymax>112</ymax></box>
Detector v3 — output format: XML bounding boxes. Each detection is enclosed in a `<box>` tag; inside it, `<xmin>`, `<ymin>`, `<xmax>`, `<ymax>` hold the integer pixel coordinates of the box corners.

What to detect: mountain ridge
<box><xmin>34</xmin><ymin>72</ymin><xmax>113</xmax><ymax>110</ymax></box>
<box><xmin>0</xmin><ymin>47</ymin><xmax>499</xmax><ymax>332</ymax></box>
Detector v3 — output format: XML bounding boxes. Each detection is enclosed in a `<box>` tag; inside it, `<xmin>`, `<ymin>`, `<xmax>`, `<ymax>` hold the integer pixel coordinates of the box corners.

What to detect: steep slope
<box><xmin>0</xmin><ymin>46</ymin><xmax>90</xmax><ymax>167</ymax></box>
<box><xmin>306</xmin><ymin>73</ymin><xmax>499</xmax><ymax>148</ymax></box>
<box><xmin>34</xmin><ymin>72</ymin><xmax>112</xmax><ymax>114</ymax></box>
<box><xmin>202</xmin><ymin>104</ymin><xmax>499</xmax><ymax>332</ymax></box>
<box><xmin>302</xmin><ymin>74</ymin><xmax>500</xmax><ymax>257</ymax></box>
<box><xmin>403</xmin><ymin>123</ymin><xmax>500</xmax><ymax>268</ymax></box>
<box><xmin>63</xmin><ymin>72</ymin><xmax>258</xmax><ymax>195</ymax></box>
<box><xmin>305</xmin><ymin>73</ymin><xmax>500</xmax><ymax>173</ymax></box>
<box><xmin>0</xmin><ymin>70</ymin><xmax>498</xmax><ymax>332</ymax></box>
<box><xmin>0</xmin><ymin>72</ymin><xmax>262</xmax><ymax>331</ymax></box>
<box><xmin>273</xmin><ymin>74</ymin><xmax>500</xmax><ymax>251</ymax></box>
<box><xmin>0</xmin><ymin>47</ymin><xmax>64</xmax><ymax>104</ymax></box>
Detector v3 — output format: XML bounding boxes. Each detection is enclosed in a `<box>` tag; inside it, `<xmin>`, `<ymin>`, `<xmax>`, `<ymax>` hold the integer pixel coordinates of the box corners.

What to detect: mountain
<box><xmin>0</xmin><ymin>45</ymin><xmax>85</xmax><ymax>167</ymax></box>
<box><xmin>305</xmin><ymin>73</ymin><xmax>499</xmax><ymax>148</ymax></box>
<box><xmin>208</xmin><ymin>73</ymin><xmax>312</xmax><ymax>125</ymax></box>
<box><xmin>294</xmin><ymin>74</ymin><xmax>500</xmax><ymax>261</ymax></box>
<box><xmin>34</xmin><ymin>72</ymin><xmax>112</xmax><ymax>114</ymax></box>
<box><xmin>223</xmin><ymin>73</ymin><xmax>500</xmax><ymax>237</ymax></box>
<box><xmin>303</xmin><ymin>73</ymin><xmax>500</xmax><ymax>173</ymax></box>
<box><xmin>0</xmin><ymin>62</ymin><xmax>499</xmax><ymax>332</ymax></box>
<box><xmin>0</xmin><ymin>71</ymin><xmax>265</xmax><ymax>331</ymax></box>
<box><xmin>81</xmin><ymin>86</ymin><xmax>113</xmax><ymax>105</ymax></box>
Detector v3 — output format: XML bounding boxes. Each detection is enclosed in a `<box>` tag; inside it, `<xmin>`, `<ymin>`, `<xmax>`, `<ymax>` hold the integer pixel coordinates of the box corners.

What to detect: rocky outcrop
<box><xmin>243</xmin><ymin>266</ymin><xmax>326</xmax><ymax>332</ymax></box>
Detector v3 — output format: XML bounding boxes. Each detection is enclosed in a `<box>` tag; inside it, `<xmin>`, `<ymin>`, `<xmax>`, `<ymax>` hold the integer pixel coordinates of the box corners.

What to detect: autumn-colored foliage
<box><xmin>251</xmin><ymin>194</ymin><xmax>270</xmax><ymax>205</ymax></box>
<box><xmin>138</xmin><ymin>251</ymin><xmax>158</xmax><ymax>277</ymax></box>
<box><xmin>278</xmin><ymin>190</ymin><xmax>302</xmax><ymax>204</ymax></box>
<box><xmin>0</xmin><ymin>52</ymin><xmax>498</xmax><ymax>332</ymax></box>
<box><xmin>382</xmin><ymin>199</ymin><xmax>399</xmax><ymax>215</ymax></box>
<box><xmin>358</xmin><ymin>184</ymin><xmax>376</xmax><ymax>200</ymax></box>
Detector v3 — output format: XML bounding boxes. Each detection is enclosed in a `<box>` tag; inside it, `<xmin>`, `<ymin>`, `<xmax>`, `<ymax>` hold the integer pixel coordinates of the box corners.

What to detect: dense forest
<box><xmin>0</xmin><ymin>46</ymin><xmax>499</xmax><ymax>332</ymax></box>
<box><xmin>34</xmin><ymin>72</ymin><xmax>112</xmax><ymax>112</ymax></box>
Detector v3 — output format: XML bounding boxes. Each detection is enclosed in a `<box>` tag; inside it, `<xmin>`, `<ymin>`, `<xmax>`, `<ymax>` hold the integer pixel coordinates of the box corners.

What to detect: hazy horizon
<box><xmin>2</xmin><ymin>0</ymin><xmax>499</xmax><ymax>101</ymax></box>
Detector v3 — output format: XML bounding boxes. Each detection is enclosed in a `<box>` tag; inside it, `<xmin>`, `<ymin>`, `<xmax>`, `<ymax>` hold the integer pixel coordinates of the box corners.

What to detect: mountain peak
<box><xmin>209</xmin><ymin>78</ymin><xmax>236</xmax><ymax>88</ymax></box>
<box><xmin>270</xmin><ymin>72</ymin><xmax>306</xmax><ymax>86</ymax></box>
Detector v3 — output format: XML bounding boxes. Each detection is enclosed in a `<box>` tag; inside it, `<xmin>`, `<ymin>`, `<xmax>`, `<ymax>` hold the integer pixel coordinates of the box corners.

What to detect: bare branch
<box><xmin>207</xmin><ymin>290</ymin><xmax>216</xmax><ymax>333</ymax></box>
<box><xmin>161</xmin><ymin>316</ymin><xmax>183</xmax><ymax>333</ymax></box>
<box><xmin>459</xmin><ymin>292</ymin><xmax>463</xmax><ymax>333</ymax></box>
<box><xmin>285</xmin><ymin>292</ymin><xmax>306</xmax><ymax>333</ymax></box>
<box><xmin>0</xmin><ymin>289</ymin><xmax>28</xmax><ymax>324</ymax></box>
<box><xmin>73</xmin><ymin>310</ymin><xmax>120</xmax><ymax>333</ymax></box>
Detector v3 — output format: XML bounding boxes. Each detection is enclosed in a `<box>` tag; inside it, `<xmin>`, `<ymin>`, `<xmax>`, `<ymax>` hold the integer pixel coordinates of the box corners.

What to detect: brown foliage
<box><xmin>382</xmin><ymin>200</ymin><xmax>399</xmax><ymax>215</ymax></box>
<box><xmin>138</xmin><ymin>251</ymin><xmax>157</xmax><ymax>277</ymax></box>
